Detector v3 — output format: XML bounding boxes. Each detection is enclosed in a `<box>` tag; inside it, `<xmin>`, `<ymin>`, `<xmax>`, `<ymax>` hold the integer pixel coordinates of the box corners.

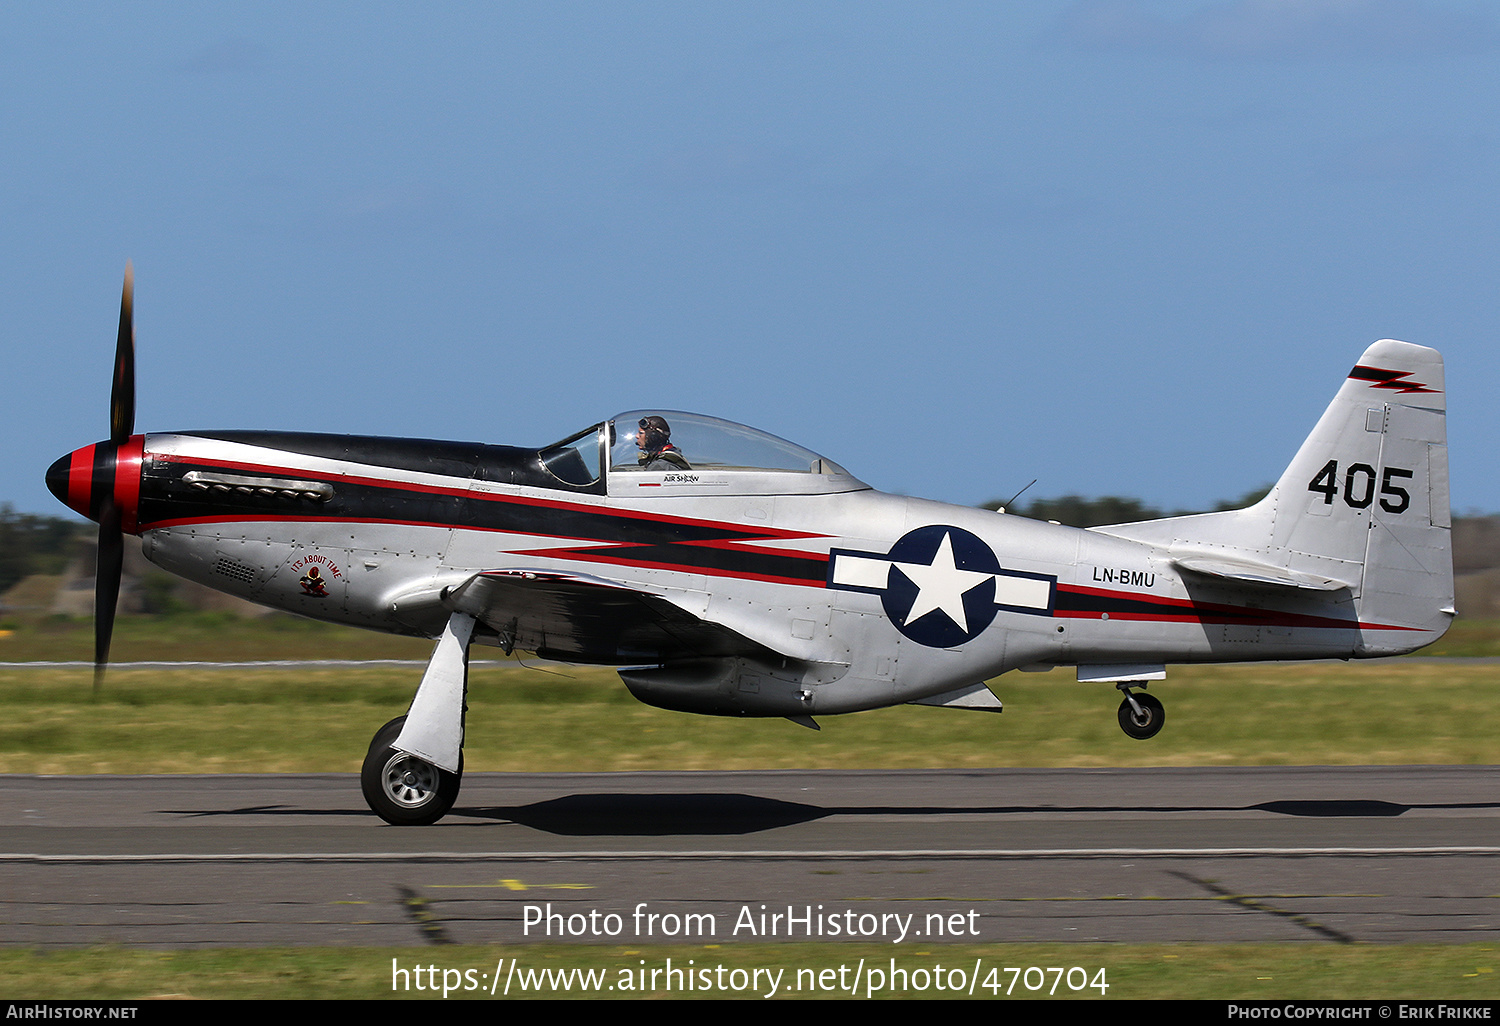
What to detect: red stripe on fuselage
<box><xmin>147</xmin><ymin>451</ymin><xmax>826</xmax><ymax>542</ymax></box>
<box><xmin>1054</xmin><ymin>583</ymin><xmax>1420</xmax><ymax>632</ymax></box>
<box><xmin>142</xmin><ymin>511</ymin><xmax>832</xmax><ymax>588</ymax></box>
<box><xmin>515</xmin><ymin>541</ymin><xmax>828</xmax><ymax>587</ymax></box>
<box><xmin>141</xmin><ymin>449</ymin><xmax>833</xmax><ymax>586</ymax></box>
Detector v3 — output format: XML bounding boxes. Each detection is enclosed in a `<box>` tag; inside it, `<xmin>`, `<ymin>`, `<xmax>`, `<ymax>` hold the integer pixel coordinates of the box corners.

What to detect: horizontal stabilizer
<box><xmin>1172</xmin><ymin>554</ymin><xmax>1354</xmax><ymax>592</ymax></box>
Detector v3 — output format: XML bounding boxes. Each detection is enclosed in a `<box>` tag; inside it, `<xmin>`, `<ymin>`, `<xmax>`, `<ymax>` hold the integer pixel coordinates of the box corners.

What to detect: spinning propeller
<box><xmin>44</xmin><ymin>264</ymin><xmax>138</xmax><ymax>692</ymax></box>
<box><xmin>95</xmin><ymin>264</ymin><xmax>136</xmax><ymax>690</ymax></box>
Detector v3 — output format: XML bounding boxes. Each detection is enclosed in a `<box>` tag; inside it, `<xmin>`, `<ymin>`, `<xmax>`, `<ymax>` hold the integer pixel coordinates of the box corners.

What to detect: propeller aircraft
<box><xmin>47</xmin><ymin>269</ymin><xmax>1454</xmax><ymax>824</ymax></box>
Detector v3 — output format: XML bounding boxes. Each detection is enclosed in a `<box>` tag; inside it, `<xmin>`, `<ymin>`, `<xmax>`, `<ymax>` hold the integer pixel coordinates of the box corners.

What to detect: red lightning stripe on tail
<box><xmin>1348</xmin><ymin>365</ymin><xmax>1440</xmax><ymax>394</ymax></box>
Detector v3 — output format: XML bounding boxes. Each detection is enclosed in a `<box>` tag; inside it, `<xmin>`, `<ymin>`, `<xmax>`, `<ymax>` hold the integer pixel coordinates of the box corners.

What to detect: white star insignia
<box><xmin>893</xmin><ymin>531</ymin><xmax>995</xmax><ymax>633</ymax></box>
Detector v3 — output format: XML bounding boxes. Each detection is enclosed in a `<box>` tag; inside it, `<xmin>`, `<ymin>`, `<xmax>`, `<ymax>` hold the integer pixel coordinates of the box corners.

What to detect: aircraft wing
<box><xmin>441</xmin><ymin>568</ymin><xmax>778</xmax><ymax>663</ymax></box>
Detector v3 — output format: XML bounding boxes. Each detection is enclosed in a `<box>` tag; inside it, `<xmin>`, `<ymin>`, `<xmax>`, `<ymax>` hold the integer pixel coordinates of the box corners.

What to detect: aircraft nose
<box><xmin>45</xmin><ymin>437</ymin><xmax>145</xmax><ymax>531</ymax></box>
<box><xmin>47</xmin><ymin>445</ymin><xmax>98</xmax><ymax>520</ymax></box>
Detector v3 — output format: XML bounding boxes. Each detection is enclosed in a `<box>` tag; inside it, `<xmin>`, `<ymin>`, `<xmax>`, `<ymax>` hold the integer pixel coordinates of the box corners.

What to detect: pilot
<box><xmin>636</xmin><ymin>415</ymin><xmax>691</xmax><ymax>471</ymax></box>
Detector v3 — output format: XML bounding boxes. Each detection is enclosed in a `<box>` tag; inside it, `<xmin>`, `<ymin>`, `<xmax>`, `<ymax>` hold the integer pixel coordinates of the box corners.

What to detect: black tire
<box><xmin>360</xmin><ymin>715</ymin><xmax>462</xmax><ymax>825</ymax></box>
<box><xmin>1117</xmin><ymin>692</ymin><xmax>1165</xmax><ymax>740</ymax></box>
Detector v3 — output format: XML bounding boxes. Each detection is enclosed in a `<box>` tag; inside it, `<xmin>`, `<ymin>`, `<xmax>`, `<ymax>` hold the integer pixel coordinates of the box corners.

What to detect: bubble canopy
<box><xmin>536</xmin><ymin>411</ymin><xmax>865</xmax><ymax>495</ymax></box>
<box><xmin>612</xmin><ymin>410</ymin><xmax>851</xmax><ymax>473</ymax></box>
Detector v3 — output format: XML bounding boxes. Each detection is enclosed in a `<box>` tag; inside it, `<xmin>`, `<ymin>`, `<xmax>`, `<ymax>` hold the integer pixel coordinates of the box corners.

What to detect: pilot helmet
<box><xmin>638</xmin><ymin>415</ymin><xmax>671</xmax><ymax>450</ymax></box>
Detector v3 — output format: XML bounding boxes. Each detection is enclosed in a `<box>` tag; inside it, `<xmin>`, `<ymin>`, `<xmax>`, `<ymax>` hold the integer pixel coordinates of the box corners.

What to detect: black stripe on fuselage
<box><xmin>137</xmin><ymin>439</ymin><xmax>828</xmax><ymax>585</ymax></box>
<box><xmin>187</xmin><ymin>430</ymin><xmax>604</xmax><ymax>493</ymax></box>
<box><xmin>1055</xmin><ymin>584</ymin><xmax>1363</xmax><ymax>629</ymax></box>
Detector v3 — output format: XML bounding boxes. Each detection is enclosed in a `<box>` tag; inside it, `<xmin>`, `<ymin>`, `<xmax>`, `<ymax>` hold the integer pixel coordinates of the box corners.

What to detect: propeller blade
<box><xmin>110</xmin><ymin>263</ymin><xmax>135</xmax><ymax>445</ymax></box>
<box><xmin>94</xmin><ymin>497</ymin><xmax>123</xmax><ymax>694</ymax></box>
<box><xmin>96</xmin><ymin>263</ymin><xmax>135</xmax><ymax>693</ymax></box>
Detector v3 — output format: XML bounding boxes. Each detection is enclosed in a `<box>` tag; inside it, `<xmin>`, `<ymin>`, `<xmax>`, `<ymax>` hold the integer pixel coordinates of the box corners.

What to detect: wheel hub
<box><xmin>382</xmin><ymin>752</ymin><xmax>439</xmax><ymax>808</ymax></box>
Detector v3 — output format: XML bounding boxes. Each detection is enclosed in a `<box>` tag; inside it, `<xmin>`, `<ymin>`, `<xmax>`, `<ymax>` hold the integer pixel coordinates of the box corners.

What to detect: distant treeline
<box><xmin>984</xmin><ymin>487</ymin><xmax>1273</xmax><ymax>529</ymax></box>
<box><xmin>0</xmin><ymin>507</ymin><xmax>88</xmax><ymax>593</ymax></box>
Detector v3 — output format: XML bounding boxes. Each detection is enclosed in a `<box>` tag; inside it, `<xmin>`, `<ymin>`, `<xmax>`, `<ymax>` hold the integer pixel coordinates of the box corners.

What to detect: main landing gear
<box><xmin>1115</xmin><ymin>682</ymin><xmax>1164</xmax><ymax>740</ymax></box>
<box><xmin>361</xmin><ymin>716</ymin><xmax>463</xmax><ymax>826</ymax></box>
<box><xmin>359</xmin><ymin>611</ymin><xmax>476</xmax><ymax>826</ymax></box>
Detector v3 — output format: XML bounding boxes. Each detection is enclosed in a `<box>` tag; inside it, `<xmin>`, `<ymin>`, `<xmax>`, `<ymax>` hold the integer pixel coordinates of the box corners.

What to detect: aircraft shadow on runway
<box><xmin>476</xmin><ymin>793</ymin><xmax>825</xmax><ymax>834</ymax></box>
<box><xmin>471</xmin><ymin>795</ymin><xmax>1423</xmax><ymax>835</ymax></box>
<box><xmin>168</xmin><ymin>795</ymin><xmax>1500</xmax><ymax>836</ymax></box>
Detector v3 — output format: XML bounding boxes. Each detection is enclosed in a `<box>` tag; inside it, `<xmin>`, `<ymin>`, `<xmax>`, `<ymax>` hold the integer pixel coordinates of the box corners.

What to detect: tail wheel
<box><xmin>1117</xmin><ymin>692</ymin><xmax>1165</xmax><ymax>740</ymax></box>
<box><xmin>360</xmin><ymin>716</ymin><xmax>462</xmax><ymax>825</ymax></box>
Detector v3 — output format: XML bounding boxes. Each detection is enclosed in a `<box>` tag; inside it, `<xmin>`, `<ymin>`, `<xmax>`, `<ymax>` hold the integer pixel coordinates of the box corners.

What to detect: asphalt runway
<box><xmin>2</xmin><ymin>766</ymin><xmax>1497</xmax><ymax>948</ymax></box>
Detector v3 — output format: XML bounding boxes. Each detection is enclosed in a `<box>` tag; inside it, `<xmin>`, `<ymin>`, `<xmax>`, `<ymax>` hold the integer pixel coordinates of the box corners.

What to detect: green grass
<box><xmin>1413</xmin><ymin>617</ymin><xmax>1500</xmax><ymax>657</ymax></box>
<box><xmin>0</xmin><ymin>659</ymin><xmax>1497</xmax><ymax>773</ymax></box>
<box><xmin>0</xmin><ymin>611</ymin><xmax>436</xmax><ymax>662</ymax></box>
<box><xmin>0</xmin><ymin>943</ymin><xmax>1495</xmax><ymax>999</ymax></box>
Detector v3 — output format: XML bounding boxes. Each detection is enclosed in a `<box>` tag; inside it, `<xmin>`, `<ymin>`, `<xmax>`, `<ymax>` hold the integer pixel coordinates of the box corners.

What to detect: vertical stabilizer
<box><xmin>1265</xmin><ymin>341</ymin><xmax>1447</xmax><ymax>589</ymax></box>
<box><xmin>1096</xmin><ymin>340</ymin><xmax>1452</xmax><ymax>647</ymax></box>
<box><xmin>1267</xmin><ymin>341</ymin><xmax>1451</xmax><ymax>637</ymax></box>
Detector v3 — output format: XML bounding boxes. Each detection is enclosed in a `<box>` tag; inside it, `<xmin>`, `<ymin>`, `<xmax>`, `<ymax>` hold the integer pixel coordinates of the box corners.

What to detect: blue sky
<box><xmin>6</xmin><ymin>1</ymin><xmax>1498</xmax><ymax>517</ymax></box>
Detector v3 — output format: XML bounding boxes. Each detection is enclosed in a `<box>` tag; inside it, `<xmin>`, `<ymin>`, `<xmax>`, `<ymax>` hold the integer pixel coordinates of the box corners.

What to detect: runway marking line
<box><xmin>428</xmin><ymin>878</ymin><xmax>593</xmax><ymax>890</ymax></box>
<box><xmin>4</xmin><ymin>846</ymin><xmax>1500</xmax><ymax>862</ymax></box>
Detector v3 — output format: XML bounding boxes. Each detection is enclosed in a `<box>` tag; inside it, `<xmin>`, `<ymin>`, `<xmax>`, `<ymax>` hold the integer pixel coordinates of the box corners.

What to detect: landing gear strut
<box><xmin>360</xmin><ymin>611</ymin><xmax>475</xmax><ymax>825</ymax></box>
<box><xmin>1115</xmin><ymin>682</ymin><xmax>1164</xmax><ymax>740</ymax></box>
<box><xmin>360</xmin><ymin>715</ymin><xmax>463</xmax><ymax>825</ymax></box>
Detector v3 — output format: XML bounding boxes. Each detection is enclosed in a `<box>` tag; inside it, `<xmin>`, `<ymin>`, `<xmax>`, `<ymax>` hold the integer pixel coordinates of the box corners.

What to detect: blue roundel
<box><xmin>880</xmin><ymin>525</ymin><xmax>1001</xmax><ymax>648</ymax></box>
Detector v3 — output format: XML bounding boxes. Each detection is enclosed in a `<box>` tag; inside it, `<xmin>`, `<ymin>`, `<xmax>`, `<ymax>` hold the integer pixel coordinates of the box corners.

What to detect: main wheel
<box><xmin>1117</xmin><ymin>692</ymin><xmax>1165</xmax><ymax>740</ymax></box>
<box><xmin>360</xmin><ymin>715</ymin><xmax>462</xmax><ymax>825</ymax></box>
